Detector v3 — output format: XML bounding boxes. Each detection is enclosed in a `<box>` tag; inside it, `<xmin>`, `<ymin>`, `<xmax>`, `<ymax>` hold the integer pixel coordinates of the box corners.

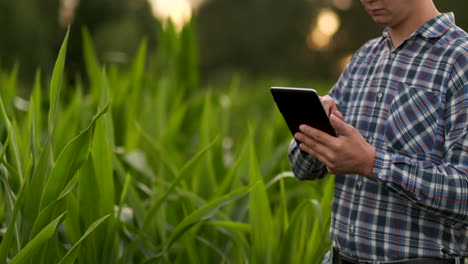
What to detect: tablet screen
<box><xmin>270</xmin><ymin>87</ymin><xmax>336</xmax><ymax>142</ymax></box>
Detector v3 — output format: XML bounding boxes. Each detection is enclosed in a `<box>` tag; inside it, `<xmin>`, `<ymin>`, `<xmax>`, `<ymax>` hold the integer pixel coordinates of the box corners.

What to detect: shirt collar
<box><xmin>382</xmin><ymin>12</ymin><xmax>455</xmax><ymax>40</ymax></box>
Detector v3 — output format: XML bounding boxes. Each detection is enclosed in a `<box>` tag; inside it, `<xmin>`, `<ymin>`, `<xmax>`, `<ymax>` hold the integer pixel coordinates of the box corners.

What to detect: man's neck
<box><xmin>389</xmin><ymin>3</ymin><xmax>440</xmax><ymax>48</ymax></box>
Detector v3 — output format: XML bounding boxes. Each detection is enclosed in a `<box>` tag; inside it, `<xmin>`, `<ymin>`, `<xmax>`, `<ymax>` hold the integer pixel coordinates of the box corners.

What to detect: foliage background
<box><xmin>0</xmin><ymin>1</ymin><xmax>467</xmax><ymax>263</ymax></box>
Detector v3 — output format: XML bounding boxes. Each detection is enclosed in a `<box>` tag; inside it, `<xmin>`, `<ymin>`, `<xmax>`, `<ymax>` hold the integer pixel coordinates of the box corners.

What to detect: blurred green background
<box><xmin>0</xmin><ymin>1</ymin><xmax>467</xmax><ymax>263</ymax></box>
<box><xmin>1</xmin><ymin>0</ymin><xmax>467</xmax><ymax>88</ymax></box>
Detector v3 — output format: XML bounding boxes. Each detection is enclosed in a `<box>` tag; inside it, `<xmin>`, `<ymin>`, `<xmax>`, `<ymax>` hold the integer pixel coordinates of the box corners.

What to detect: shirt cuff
<box><xmin>371</xmin><ymin>147</ymin><xmax>419</xmax><ymax>201</ymax></box>
<box><xmin>372</xmin><ymin>147</ymin><xmax>392</xmax><ymax>182</ymax></box>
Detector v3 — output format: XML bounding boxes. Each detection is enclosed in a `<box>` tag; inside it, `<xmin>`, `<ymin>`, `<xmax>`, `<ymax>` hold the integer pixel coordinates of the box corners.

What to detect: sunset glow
<box><xmin>149</xmin><ymin>0</ymin><xmax>193</xmax><ymax>31</ymax></box>
<box><xmin>307</xmin><ymin>8</ymin><xmax>341</xmax><ymax>51</ymax></box>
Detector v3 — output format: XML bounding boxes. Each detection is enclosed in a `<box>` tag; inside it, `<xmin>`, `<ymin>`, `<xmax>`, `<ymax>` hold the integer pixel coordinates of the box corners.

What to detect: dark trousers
<box><xmin>332</xmin><ymin>248</ymin><xmax>465</xmax><ymax>264</ymax></box>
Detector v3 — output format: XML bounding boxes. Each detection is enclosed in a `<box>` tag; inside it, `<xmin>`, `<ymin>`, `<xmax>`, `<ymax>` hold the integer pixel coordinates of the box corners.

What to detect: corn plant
<box><xmin>0</xmin><ymin>20</ymin><xmax>334</xmax><ymax>264</ymax></box>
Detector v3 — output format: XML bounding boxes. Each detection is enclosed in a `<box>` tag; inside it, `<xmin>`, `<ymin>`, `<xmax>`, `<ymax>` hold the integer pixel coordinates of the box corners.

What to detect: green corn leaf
<box><xmin>260</xmin><ymin>139</ymin><xmax>292</xmax><ymax>176</ymax></box>
<box><xmin>160</xmin><ymin>97</ymin><xmax>188</xmax><ymax>143</ymax></box>
<box><xmin>143</xmin><ymin>137</ymin><xmax>218</xmax><ymax>229</ymax></box>
<box><xmin>175</xmin><ymin>189</ymin><xmax>251</xmax><ymax>261</ymax></box>
<box><xmin>63</xmin><ymin>193</ymin><xmax>81</xmax><ymax>245</ymax></box>
<box><xmin>20</xmin><ymin>46</ymin><xmax>64</xmax><ymax>241</ymax></box>
<box><xmin>76</xmin><ymin>153</ymin><xmax>107</xmax><ymax>263</ymax></box>
<box><xmin>206</xmin><ymin>221</ymin><xmax>251</xmax><ymax>233</ymax></box>
<box><xmin>206</xmin><ymin>220</ymin><xmax>251</xmax><ymax>256</ymax></box>
<box><xmin>121</xmin><ymin>150</ymin><xmax>155</xmax><ymax>180</ymax></box>
<box><xmin>1</xmin><ymin>63</ymin><xmax>19</xmax><ymax>117</ymax></box>
<box><xmin>87</xmin><ymin>72</ymin><xmax>118</xmax><ymax>262</ymax></box>
<box><xmin>0</xmin><ymin>161</ymin><xmax>20</xmax><ymax>184</ymax></box>
<box><xmin>177</xmin><ymin>19</ymin><xmax>199</xmax><ymax>92</ymax></box>
<box><xmin>77</xmin><ymin>154</ymin><xmax>100</xmax><ymax>229</ymax></box>
<box><xmin>30</xmin><ymin>69</ymin><xmax>43</xmax><ymax>157</ymax></box>
<box><xmin>30</xmin><ymin>173</ymin><xmax>78</xmax><ymax>239</ymax></box>
<box><xmin>18</xmin><ymin>72</ymin><xmax>41</xmax><ymax>177</ymax></box>
<box><xmin>20</xmin><ymin>136</ymin><xmax>53</xmax><ymax>245</ymax></box>
<box><xmin>24</xmin><ymin>95</ymin><xmax>36</xmax><ymax>174</ymax></box>
<box><xmin>195</xmin><ymin>93</ymin><xmax>217</xmax><ymax>197</ymax></box>
<box><xmin>278</xmin><ymin>199</ymin><xmax>327</xmax><ymax>264</ymax></box>
<box><xmin>277</xmin><ymin>200</ymin><xmax>312</xmax><ymax>263</ymax></box>
<box><xmin>0</xmin><ymin>129</ymin><xmax>10</xmax><ymax>162</ymax></box>
<box><xmin>137</xmin><ymin>123</ymin><xmax>179</xmax><ymax>177</ymax></box>
<box><xmin>247</xmin><ymin>127</ymin><xmax>275</xmax><ymax>264</ymax></box>
<box><xmin>0</xmin><ymin>150</ymin><xmax>29</xmax><ymax>264</ymax></box>
<box><xmin>8</xmin><ymin>212</ymin><xmax>67</xmax><ymax>264</ymax></box>
<box><xmin>58</xmin><ymin>214</ymin><xmax>110</xmax><ymax>264</ymax></box>
<box><xmin>125</xmin><ymin>39</ymin><xmax>147</xmax><ymax>150</ymax></box>
<box><xmin>213</xmin><ymin>146</ymin><xmax>245</xmax><ymax>198</ymax></box>
<box><xmin>91</xmin><ymin>96</ymin><xmax>115</xmax><ymax>218</ymax></box>
<box><xmin>130</xmin><ymin>39</ymin><xmax>147</xmax><ymax>88</ymax></box>
<box><xmin>152</xmin><ymin>78</ymin><xmax>169</xmax><ymax>140</ymax></box>
<box><xmin>195</xmin><ymin>236</ymin><xmax>229</xmax><ymax>264</ymax></box>
<box><xmin>304</xmin><ymin>219</ymin><xmax>325</xmax><ymax>264</ymax></box>
<box><xmin>159</xmin><ymin>183</ymin><xmax>255</xmax><ymax>256</ymax></box>
<box><xmin>303</xmin><ymin>200</ymin><xmax>325</xmax><ymax>264</ymax></box>
<box><xmin>266</xmin><ymin>171</ymin><xmax>295</xmax><ymax>189</ymax></box>
<box><xmin>53</xmin><ymin>84</ymin><xmax>82</xmax><ymax>156</ymax></box>
<box><xmin>0</xmin><ymin>95</ymin><xmax>24</xmax><ymax>186</ymax></box>
<box><xmin>82</xmin><ymin>27</ymin><xmax>102</xmax><ymax>103</ymax></box>
<box><xmin>117</xmin><ymin>172</ymin><xmax>132</xmax><ymax>219</ymax></box>
<box><xmin>320</xmin><ymin>174</ymin><xmax>335</xmax><ymax>220</ymax></box>
<box><xmin>40</xmin><ymin>104</ymin><xmax>109</xmax><ymax>211</ymax></box>
<box><xmin>48</xmin><ymin>26</ymin><xmax>69</xmax><ymax>136</ymax></box>
<box><xmin>279</xmin><ymin>178</ymin><xmax>289</xmax><ymax>233</ymax></box>
<box><xmin>113</xmin><ymin>156</ymin><xmax>146</xmax><ymax>228</ymax></box>
<box><xmin>99</xmin><ymin>69</ymin><xmax>115</xmax><ymax>149</ymax></box>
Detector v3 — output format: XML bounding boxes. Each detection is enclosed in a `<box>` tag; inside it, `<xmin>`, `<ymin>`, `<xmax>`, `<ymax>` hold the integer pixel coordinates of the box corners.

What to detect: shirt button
<box><xmin>349</xmin><ymin>225</ymin><xmax>355</xmax><ymax>233</ymax></box>
<box><xmin>390</xmin><ymin>52</ymin><xmax>396</xmax><ymax>59</ymax></box>
<box><xmin>357</xmin><ymin>180</ymin><xmax>363</xmax><ymax>190</ymax></box>
<box><xmin>377</xmin><ymin>92</ymin><xmax>383</xmax><ymax>102</ymax></box>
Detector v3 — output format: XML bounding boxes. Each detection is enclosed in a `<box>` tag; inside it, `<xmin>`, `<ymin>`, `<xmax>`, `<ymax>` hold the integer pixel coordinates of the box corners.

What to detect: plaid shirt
<box><xmin>289</xmin><ymin>13</ymin><xmax>468</xmax><ymax>262</ymax></box>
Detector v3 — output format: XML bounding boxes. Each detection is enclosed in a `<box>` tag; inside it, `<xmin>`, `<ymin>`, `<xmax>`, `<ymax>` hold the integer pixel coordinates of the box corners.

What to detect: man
<box><xmin>289</xmin><ymin>0</ymin><xmax>468</xmax><ymax>263</ymax></box>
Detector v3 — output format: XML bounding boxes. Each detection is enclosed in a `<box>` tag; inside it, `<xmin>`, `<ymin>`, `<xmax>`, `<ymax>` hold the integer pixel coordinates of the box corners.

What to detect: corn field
<box><xmin>0</xmin><ymin>21</ymin><xmax>334</xmax><ymax>264</ymax></box>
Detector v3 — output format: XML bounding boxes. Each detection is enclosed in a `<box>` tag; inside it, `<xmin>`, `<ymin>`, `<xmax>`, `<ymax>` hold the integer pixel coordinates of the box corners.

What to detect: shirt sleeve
<box><xmin>288</xmin><ymin>139</ymin><xmax>328</xmax><ymax>180</ymax></box>
<box><xmin>373</xmin><ymin>65</ymin><xmax>468</xmax><ymax>223</ymax></box>
<box><xmin>288</xmin><ymin>50</ymin><xmax>360</xmax><ymax>181</ymax></box>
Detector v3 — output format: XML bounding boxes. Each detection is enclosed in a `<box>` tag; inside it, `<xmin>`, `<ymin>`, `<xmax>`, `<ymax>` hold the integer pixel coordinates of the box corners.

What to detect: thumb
<box><xmin>330</xmin><ymin>113</ymin><xmax>351</xmax><ymax>135</ymax></box>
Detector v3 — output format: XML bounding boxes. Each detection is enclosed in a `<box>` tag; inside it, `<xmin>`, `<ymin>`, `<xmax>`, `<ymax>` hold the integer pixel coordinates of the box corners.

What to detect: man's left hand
<box><xmin>294</xmin><ymin>112</ymin><xmax>376</xmax><ymax>178</ymax></box>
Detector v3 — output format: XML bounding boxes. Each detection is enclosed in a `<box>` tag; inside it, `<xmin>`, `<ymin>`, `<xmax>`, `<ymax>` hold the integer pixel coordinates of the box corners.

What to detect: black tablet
<box><xmin>270</xmin><ymin>87</ymin><xmax>336</xmax><ymax>143</ymax></box>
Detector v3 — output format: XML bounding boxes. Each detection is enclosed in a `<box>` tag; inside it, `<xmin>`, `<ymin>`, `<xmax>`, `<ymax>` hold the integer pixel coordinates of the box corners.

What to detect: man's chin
<box><xmin>370</xmin><ymin>16</ymin><xmax>391</xmax><ymax>27</ymax></box>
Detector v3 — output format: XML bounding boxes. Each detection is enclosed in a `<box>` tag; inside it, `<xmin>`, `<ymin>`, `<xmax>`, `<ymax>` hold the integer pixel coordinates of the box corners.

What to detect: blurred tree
<box><xmin>196</xmin><ymin>0</ymin><xmax>317</xmax><ymax>80</ymax></box>
<box><xmin>0</xmin><ymin>0</ymin><xmax>157</xmax><ymax>87</ymax></box>
<box><xmin>65</xmin><ymin>0</ymin><xmax>157</xmax><ymax>83</ymax></box>
<box><xmin>0</xmin><ymin>0</ymin><xmax>61</xmax><ymax>86</ymax></box>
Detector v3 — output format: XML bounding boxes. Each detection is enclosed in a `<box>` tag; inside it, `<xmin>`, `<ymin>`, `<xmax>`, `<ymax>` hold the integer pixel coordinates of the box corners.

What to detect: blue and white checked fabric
<box><xmin>289</xmin><ymin>13</ymin><xmax>468</xmax><ymax>262</ymax></box>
